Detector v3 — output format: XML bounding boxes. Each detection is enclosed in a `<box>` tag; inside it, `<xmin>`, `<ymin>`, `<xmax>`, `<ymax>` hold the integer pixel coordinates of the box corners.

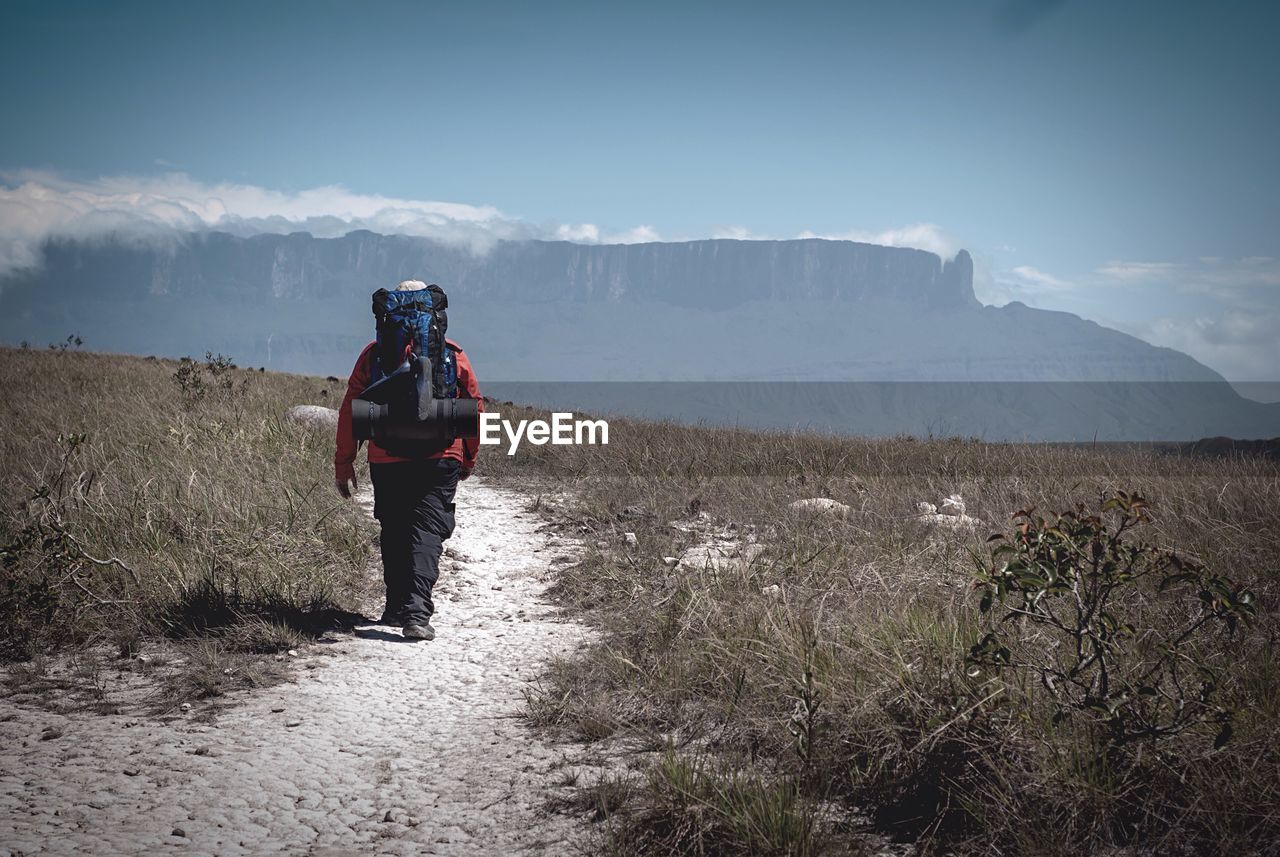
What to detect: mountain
<box><xmin>2</xmin><ymin>229</ymin><xmax>979</xmax><ymax>306</ymax></box>
<box><xmin>2</xmin><ymin>230</ymin><xmax>1276</xmax><ymax>441</ymax></box>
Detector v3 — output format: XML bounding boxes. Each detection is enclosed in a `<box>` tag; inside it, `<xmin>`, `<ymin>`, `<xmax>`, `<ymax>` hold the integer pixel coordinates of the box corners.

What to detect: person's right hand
<box><xmin>336</xmin><ymin>474</ymin><xmax>357</xmax><ymax>499</ymax></box>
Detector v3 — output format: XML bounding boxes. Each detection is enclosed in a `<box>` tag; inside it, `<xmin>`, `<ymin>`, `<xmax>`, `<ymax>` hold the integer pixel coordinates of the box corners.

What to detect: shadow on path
<box><xmin>351</xmin><ymin>628</ymin><xmax>422</xmax><ymax>644</ymax></box>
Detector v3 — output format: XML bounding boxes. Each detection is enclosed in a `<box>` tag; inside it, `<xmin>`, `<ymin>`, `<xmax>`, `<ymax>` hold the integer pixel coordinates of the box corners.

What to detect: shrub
<box><xmin>172</xmin><ymin>351</ymin><xmax>247</xmax><ymax>405</ymax></box>
<box><xmin>969</xmin><ymin>491</ymin><xmax>1256</xmax><ymax>748</ymax></box>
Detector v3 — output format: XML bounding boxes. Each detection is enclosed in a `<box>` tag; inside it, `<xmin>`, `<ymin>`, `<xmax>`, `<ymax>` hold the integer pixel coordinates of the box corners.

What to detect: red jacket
<box><xmin>334</xmin><ymin>339</ymin><xmax>482</xmax><ymax>481</ymax></box>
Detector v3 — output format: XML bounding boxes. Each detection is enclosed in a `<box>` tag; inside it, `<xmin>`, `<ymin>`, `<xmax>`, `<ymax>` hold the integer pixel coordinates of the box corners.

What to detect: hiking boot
<box><xmin>402</xmin><ymin>621</ymin><xmax>435</xmax><ymax>641</ymax></box>
<box><xmin>377</xmin><ymin>607</ymin><xmax>402</xmax><ymax>626</ymax></box>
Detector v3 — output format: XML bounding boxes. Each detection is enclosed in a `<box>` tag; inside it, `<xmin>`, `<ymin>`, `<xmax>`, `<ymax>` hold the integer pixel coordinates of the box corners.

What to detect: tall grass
<box><xmin>483</xmin><ymin>402</ymin><xmax>1280</xmax><ymax>855</ymax></box>
<box><xmin>0</xmin><ymin>346</ymin><xmax>374</xmax><ymax>664</ymax></box>
<box><xmin>3</xmin><ymin>352</ymin><xmax>1276</xmax><ymax>851</ymax></box>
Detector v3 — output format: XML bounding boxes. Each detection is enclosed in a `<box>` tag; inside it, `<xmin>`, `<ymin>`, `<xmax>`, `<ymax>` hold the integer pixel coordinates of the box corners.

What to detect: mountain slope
<box><xmin>1</xmin><ymin>230</ymin><xmax>1275</xmax><ymax>440</ymax></box>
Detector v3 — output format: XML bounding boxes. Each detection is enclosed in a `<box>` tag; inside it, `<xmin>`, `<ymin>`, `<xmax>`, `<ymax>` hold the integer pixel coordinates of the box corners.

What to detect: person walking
<box><xmin>334</xmin><ymin>280</ymin><xmax>482</xmax><ymax>641</ymax></box>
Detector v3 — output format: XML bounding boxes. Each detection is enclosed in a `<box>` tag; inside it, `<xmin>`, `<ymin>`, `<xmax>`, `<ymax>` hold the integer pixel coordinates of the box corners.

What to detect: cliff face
<box><xmin>439</xmin><ymin>238</ymin><xmax>979</xmax><ymax>308</ymax></box>
<box><xmin>7</xmin><ymin>231</ymin><xmax>979</xmax><ymax>309</ymax></box>
<box><xmin>2</xmin><ymin>229</ymin><xmax>1276</xmax><ymax>439</ymax></box>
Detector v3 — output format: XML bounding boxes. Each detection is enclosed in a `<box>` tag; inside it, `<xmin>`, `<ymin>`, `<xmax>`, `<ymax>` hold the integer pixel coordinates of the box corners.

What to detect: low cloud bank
<box><xmin>0</xmin><ymin>170</ymin><xmax>544</xmax><ymax>277</ymax></box>
<box><xmin>713</xmin><ymin>222</ymin><xmax>961</xmax><ymax>261</ymax></box>
<box><xmin>977</xmin><ymin>255</ymin><xmax>1280</xmax><ymax>382</ymax></box>
<box><xmin>1137</xmin><ymin>311</ymin><xmax>1280</xmax><ymax>384</ymax></box>
<box><xmin>0</xmin><ymin>170</ymin><xmax>962</xmax><ymax>278</ymax></box>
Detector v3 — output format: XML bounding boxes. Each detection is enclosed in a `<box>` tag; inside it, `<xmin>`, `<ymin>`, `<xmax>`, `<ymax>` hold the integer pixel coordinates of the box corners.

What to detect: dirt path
<box><xmin>1</xmin><ymin>478</ymin><xmax>591</xmax><ymax>856</ymax></box>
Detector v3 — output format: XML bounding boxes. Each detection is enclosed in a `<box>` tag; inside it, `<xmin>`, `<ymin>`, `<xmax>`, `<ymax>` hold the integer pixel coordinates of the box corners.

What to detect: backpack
<box><xmin>369</xmin><ymin>284</ymin><xmax>458</xmax><ymax>400</ymax></box>
<box><xmin>361</xmin><ymin>284</ymin><xmax>461</xmax><ymax>458</ymax></box>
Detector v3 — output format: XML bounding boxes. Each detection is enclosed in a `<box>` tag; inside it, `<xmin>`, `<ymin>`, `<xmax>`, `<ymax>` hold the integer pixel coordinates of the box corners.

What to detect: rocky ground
<box><xmin>1</xmin><ymin>478</ymin><xmax>594</xmax><ymax>856</ymax></box>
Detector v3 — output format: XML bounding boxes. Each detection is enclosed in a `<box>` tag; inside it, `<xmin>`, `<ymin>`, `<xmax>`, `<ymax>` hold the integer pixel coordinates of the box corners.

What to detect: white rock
<box><xmin>915</xmin><ymin>493</ymin><xmax>979</xmax><ymax>529</ymax></box>
<box><xmin>788</xmin><ymin>498</ymin><xmax>851</xmax><ymax>517</ymax></box>
<box><xmin>676</xmin><ymin>544</ymin><xmax>730</xmax><ymax>572</ymax></box>
<box><xmin>662</xmin><ymin>556</ymin><xmax>679</xmax><ymax>567</ymax></box>
<box><xmin>761</xmin><ymin>584</ymin><xmax>781</xmax><ymax>598</ymax></box>
<box><xmin>623</xmin><ymin>532</ymin><xmax>638</xmax><ymax>548</ymax></box>
<box><xmin>284</xmin><ymin>405</ymin><xmax>339</xmax><ymax>429</ymax></box>
<box><xmin>918</xmin><ymin>512</ymin><xmax>982</xmax><ymax>530</ymax></box>
<box><xmin>931</xmin><ymin>516</ymin><xmax>977</xmax><ymax>529</ymax></box>
<box><xmin>676</xmin><ymin>542</ymin><xmax>764</xmax><ymax>573</ymax></box>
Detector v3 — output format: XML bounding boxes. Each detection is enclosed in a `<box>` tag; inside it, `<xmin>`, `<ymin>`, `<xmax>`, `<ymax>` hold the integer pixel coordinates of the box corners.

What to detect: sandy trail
<box><xmin>1</xmin><ymin>478</ymin><xmax>591</xmax><ymax>856</ymax></box>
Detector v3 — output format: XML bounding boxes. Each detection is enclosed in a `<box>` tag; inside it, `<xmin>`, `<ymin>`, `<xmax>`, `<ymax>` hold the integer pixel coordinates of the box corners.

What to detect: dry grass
<box><xmin>3</xmin><ymin>350</ymin><xmax>1276</xmax><ymax>852</ymax></box>
<box><xmin>0</xmin><ymin>346</ymin><xmax>375</xmax><ymax>696</ymax></box>
<box><xmin>482</xmin><ymin>402</ymin><xmax>1280</xmax><ymax>855</ymax></box>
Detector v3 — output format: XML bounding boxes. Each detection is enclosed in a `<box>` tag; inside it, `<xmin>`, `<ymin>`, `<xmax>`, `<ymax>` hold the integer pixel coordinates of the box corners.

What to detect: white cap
<box><xmin>395</xmin><ymin>279</ymin><xmax>429</xmax><ymax>291</ymax></box>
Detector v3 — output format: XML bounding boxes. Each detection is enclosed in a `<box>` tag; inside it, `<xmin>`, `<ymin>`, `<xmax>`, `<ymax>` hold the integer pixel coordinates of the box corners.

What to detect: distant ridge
<box><xmin>8</xmin><ymin>230</ymin><xmax>979</xmax><ymax>309</ymax></box>
<box><xmin>2</xmin><ymin>230</ymin><xmax>1277</xmax><ymax>441</ymax></box>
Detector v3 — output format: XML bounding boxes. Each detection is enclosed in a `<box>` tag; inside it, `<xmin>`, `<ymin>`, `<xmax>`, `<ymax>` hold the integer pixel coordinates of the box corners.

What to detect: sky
<box><xmin>1</xmin><ymin>0</ymin><xmax>1278</xmax><ymax>384</ymax></box>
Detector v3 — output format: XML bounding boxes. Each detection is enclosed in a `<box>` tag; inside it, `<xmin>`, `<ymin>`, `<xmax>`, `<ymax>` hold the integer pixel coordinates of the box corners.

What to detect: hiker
<box><xmin>334</xmin><ymin>279</ymin><xmax>482</xmax><ymax>641</ymax></box>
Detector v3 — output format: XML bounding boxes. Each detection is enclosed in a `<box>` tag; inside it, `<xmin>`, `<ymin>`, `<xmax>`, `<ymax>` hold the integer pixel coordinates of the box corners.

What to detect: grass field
<box><xmin>2</xmin><ymin>347</ymin><xmax>1277</xmax><ymax>854</ymax></box>
<box><xmin>0</xmin><ymin>346</ymin><xmax>375</xmax><ymax>704</ymax></box>
<box><xmin>480</xmin><ymin>402</ymin><xmax>1280</xmax><ymax>855</ymax></box>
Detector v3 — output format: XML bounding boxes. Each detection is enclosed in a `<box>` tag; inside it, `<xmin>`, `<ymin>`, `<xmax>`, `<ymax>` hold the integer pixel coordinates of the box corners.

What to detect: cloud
<box><xmin>1096</xmin><ymin>257</ymin><xmax>1280</xmax><ymax>291</ymax></box>
<box><xmin>1096</xmin><ymin>260</ymin><xmax>1182</xmax><ymax>280</ymax></box>
<box><xmin>976</xmin><ymin>261</ymin><xmax>1074</xmax><ymax>306</ymax></box>
<box><xmin>1131</xmin><ymin>311</ymin><xmax>1280</xmax><ymax>381</ymax></box>
<box><xmin>0</xmin><ymin>171</ymin><xmax>967</xmax><ymax>277</ymax></box>
<box><xmin>712</xmin><ymin>225</ymin><xmax>774</xmax><ymax>241</ymax></box>
<box><xmin>1191</xmin><ymin>309</ymin><xmax>1280</xmax><ymax>347</ymax></box>
<box><xmin>0</xmin><ymin>171</ymin><xmax>671</xmax><ymax>277</ymax></box>
<box><xmin>1010</xmin><ymin>265</ymin><xmax>1072</xmax><ymax>291</ymax></box>
<box><xmin>554</xmin><ymin>223</ymin><xmax>662</xmax><ymax>244</ymax></box>
<box><xmin>604</xmin><ymin>224</ymin><xmax>661</xmax><ymax>244</ymax></box>
<box><xmin>0</xmin><ymin>170</ymin><xmax>534</xmax><ymax>276</ymax></box>
<box><xmin>1088</xmin><ymin>258</ymin><xmax>1280</xmax><ymax>381</ymax></box>
<box><xmin>712</xmin><ymin>223</ymin><xmax>963</xmax><ymax>258</ymax></box>
<box><xmin>796</xmin><ymin>222</ymin><xmax>961</xmax><ymax>260</ymax></box>
<box><xmin>554</xmin><ymin>223</ymin><xmax>600</xmax><ymax>242</ymax></box>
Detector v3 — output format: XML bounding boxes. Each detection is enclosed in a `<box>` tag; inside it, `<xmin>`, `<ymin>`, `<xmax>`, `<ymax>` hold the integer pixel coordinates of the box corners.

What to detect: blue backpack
<box><xmin>369</xmin><ymin>284</ymin><xmax>458</xmax><ymax>400</ymax></box>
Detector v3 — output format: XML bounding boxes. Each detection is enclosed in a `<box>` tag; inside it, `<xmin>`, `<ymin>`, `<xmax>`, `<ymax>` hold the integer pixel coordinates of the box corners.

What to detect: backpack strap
<box><xmin>426</xmin><ymin>283</ymin><xmax>448</xmax><ymax>310</ymax></box>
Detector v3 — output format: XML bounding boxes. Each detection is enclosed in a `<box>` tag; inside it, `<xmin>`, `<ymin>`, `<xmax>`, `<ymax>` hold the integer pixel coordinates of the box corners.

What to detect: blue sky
<box><xmin>2</xmin><ymin>0</ymin><xmax>1278</xmax><ymax>382</ymax></box>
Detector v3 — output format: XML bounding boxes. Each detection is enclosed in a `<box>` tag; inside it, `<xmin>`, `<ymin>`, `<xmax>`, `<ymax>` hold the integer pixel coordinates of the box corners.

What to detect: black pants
<box><xmin>369</xmin><ymin>458</ymin><xmax>460</xmax><ymax>624</ymax></box>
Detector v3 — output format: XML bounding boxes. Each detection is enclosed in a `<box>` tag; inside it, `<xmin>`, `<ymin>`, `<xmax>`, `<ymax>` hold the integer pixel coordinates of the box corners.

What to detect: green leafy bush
<box><xmin>970</xmin><ymin>490</ymin><xmax>1256</xmax><ymax>747</ymax></box>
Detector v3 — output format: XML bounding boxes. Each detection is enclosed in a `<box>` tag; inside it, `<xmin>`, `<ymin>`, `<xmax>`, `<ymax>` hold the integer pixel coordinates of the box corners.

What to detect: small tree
<box><xmin>173</xmin><ymin>358</ymin><xmax>208</xmax><ymax>403</ymax></box>
<box><xmin>172</xmin><ymin>352</ymin><xmax>247</xmax><ymax>405</ymax></box>
<box><xmin>968</xmin><ymin>491</ymin><xmax>1255</xmax><ymax>748</ymax></box>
